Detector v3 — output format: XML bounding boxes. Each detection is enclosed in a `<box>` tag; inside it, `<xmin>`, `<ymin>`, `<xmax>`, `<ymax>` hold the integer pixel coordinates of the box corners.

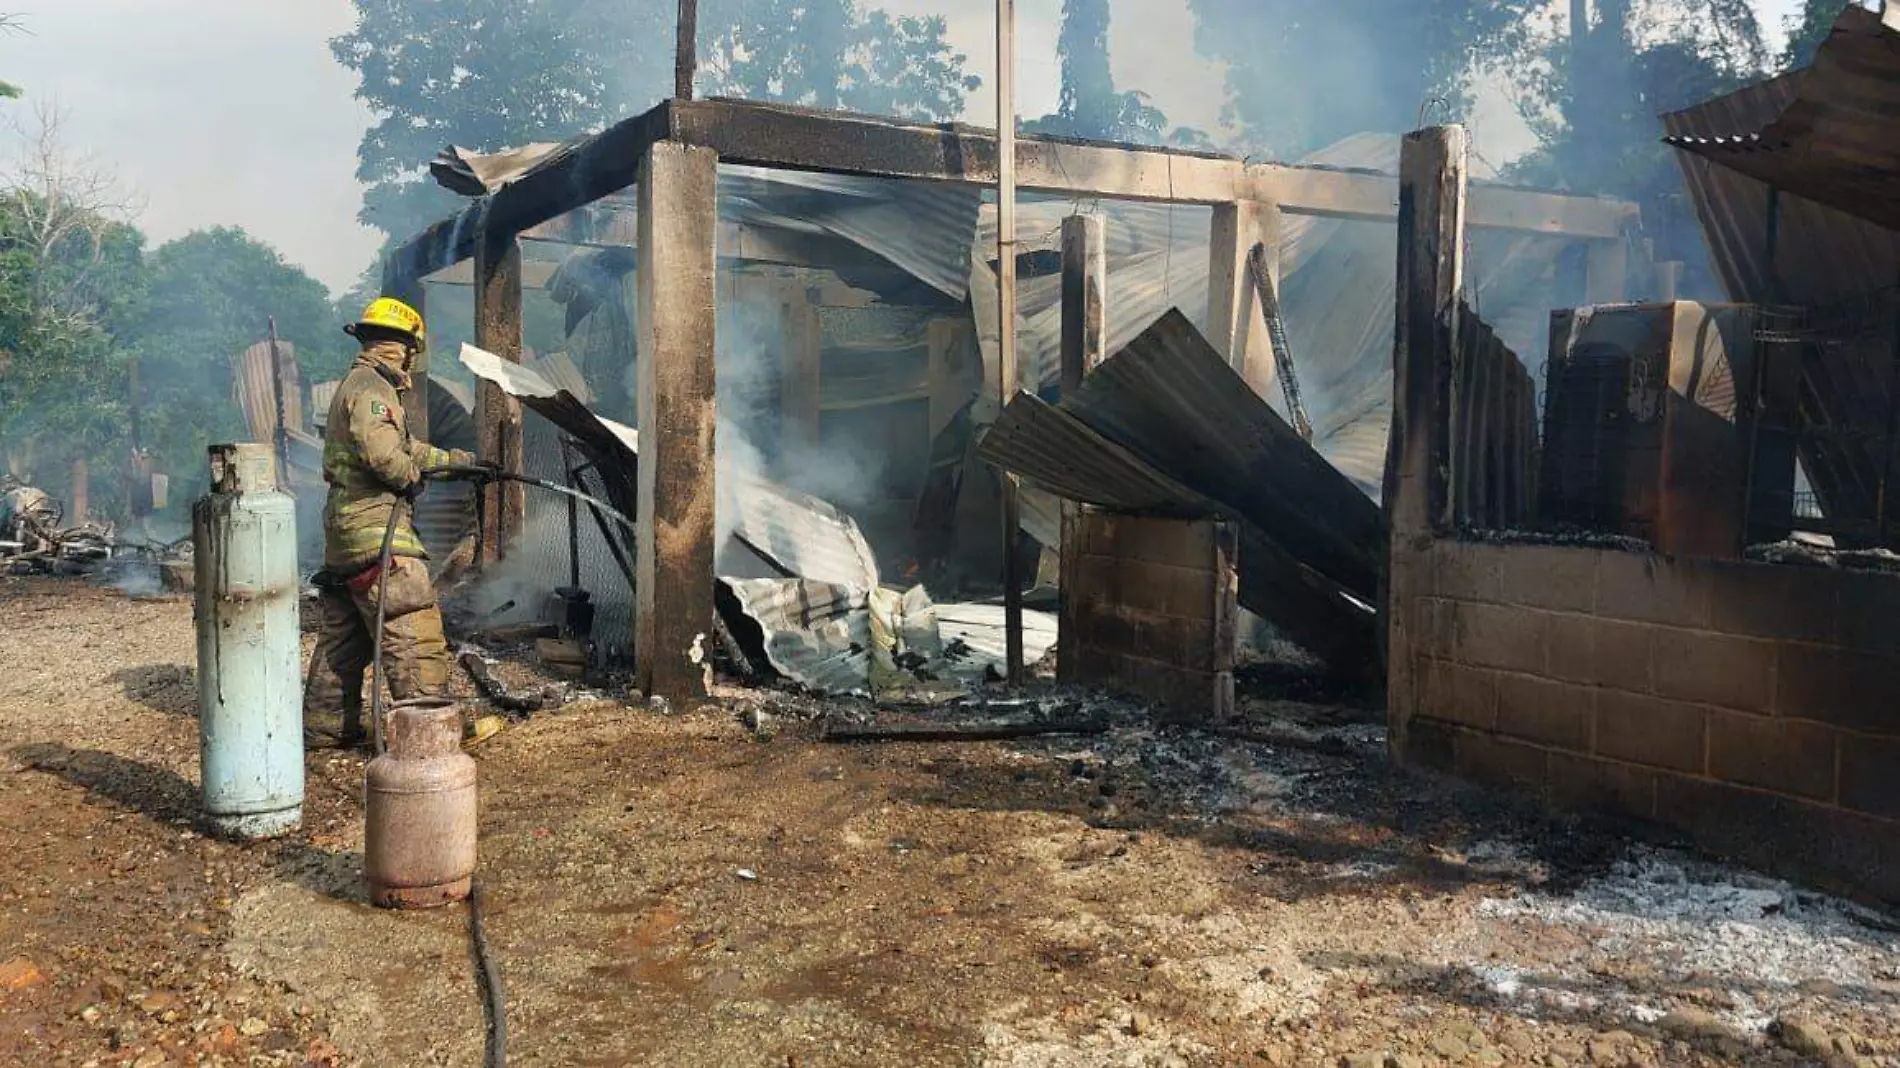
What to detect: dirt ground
<box><xmin>3</xmin><ymin>576</ymin><xmax>1899</xmax><ymax>1068</ymax></box>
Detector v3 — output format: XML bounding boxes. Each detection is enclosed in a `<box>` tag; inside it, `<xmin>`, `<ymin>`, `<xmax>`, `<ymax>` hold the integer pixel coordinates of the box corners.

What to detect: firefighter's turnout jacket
<box><xmin>321</xmin><ymin>340</ymin><xmax>466</xmax><ymax>570</ymax></box>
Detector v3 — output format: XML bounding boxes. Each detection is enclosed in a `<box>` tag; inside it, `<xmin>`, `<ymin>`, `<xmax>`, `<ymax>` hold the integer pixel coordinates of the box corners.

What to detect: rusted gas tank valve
<box><xmin>365</xmin><ymin>697</ymin><xmax>477</xmax><ymax>908</ymax></box>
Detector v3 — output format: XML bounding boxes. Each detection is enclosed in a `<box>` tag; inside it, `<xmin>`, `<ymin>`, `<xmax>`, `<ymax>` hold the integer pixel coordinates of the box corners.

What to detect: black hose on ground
<box><xmin>468</xmin><ymin>875</ymin><xmax>507</xmax><ymax>1068</ymax></box>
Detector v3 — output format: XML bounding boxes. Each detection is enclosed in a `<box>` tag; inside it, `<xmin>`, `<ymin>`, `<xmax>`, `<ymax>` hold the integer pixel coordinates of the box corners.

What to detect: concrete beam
<box><xmin>1387</xmin><ymin>124</ymin><xmax>1469</xmax><ymax>757</ymax></box>
<box><xmin>473</xmin><ymin>225</ymin><xmax>525</xmax><ymax>563</ymax></box>
<box><xmin>383</xmin><ymin>99</ymin><xmax>1638</xmax><ymax>284</ymax></box>
<box><xmin>635</xmin><ymin>141</ymin><xmax>719</xmax><ymax>703</ymax></box>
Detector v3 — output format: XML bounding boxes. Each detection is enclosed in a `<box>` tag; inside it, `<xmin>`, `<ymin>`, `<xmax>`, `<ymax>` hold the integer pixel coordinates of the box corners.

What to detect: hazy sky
<box><xmin>0</xmin><ymin>0</ymin><xmax>1809</xmax><ymax>295</ymax></box>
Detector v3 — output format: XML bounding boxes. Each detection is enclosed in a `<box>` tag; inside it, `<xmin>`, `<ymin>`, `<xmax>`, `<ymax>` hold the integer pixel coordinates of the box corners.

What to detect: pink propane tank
<box><xmin>364</xmin><ymin>697</ymin><xmax>477</xmax><ymax>908</ymax></box>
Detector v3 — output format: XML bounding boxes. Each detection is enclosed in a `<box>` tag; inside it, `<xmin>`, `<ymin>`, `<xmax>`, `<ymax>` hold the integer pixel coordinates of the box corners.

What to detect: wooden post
<box><xmin>1057</xmin><ymin>211</ymin><xmax>1105</xmax><ymax>681</ymax></box>
<box><xmin>675</xmin><ymin>0</ymin><xmax>699</xmax><ymax>100</ymax></box>
<box><xmin>68</xmin><ymin>457</ymin><xmax>89</xmax><ymax>525</ymax></box>
<box><xmin>1059</xmin><ymin>213</ymin><xmax>1106</xmax><ymax>396</ymax></box>
<box><xmin>635</xmin><ymin>140</ymin><xmax>719</xmax><ymax>703</ymax></box>
<box><xmin>381</xmin><ymin>262</ymin><xmax>430</xmax><ymax>443</ymax></box>
<box><xmin>474</xmin><ymin>224</ymin><xmax>525</xmax><ymax>563</ymax></box>
<box><xmin>1385</xmin><ymin>124</ymin><xmax>1467</xmax><ymax>760</ymax></box>
<box><xmin>1207</xmin><ymin>200</ymin><xmax>1280</xmax><ymax>400</ymax></box>
<box><xmin>997</xmin><ymin>0</ymin><xmax>1024</xmax><ymax>685</ymax></box>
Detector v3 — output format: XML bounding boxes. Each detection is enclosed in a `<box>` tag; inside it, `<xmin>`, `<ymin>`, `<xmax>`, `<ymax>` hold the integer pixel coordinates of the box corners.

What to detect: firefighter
<box><xmin>303</xmin><ymin>297</ymin><xmax>504</xmax><ymax>749</ymax></box>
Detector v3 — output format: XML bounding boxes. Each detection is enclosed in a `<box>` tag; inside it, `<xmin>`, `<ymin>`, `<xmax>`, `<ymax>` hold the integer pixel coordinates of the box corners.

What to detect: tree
<box><xmin>332</xmin><ymin>0</ymin><xmax>980</xmax><ymax>245</ymax></box>
<box><xmin>1187</xmin><ymin>0</ymin><xmax>1544</xmax><ymax>157</ymax></box>
<box><xmin>1023</xmin><ymin>0</ymin><xmax>1213</xmax><ymax>148</ymax></box>
<box><xmin>0</xmin><ymin>105</ymin><xmax>144</xmax><ymax>519</ymax></box>
<box><xmin>1781</xmin><ymin>0</ymin><xmax>1854</xmax><ymax>71</ymax></box>
<box><xmin>134</xmin><ymin>228</ymin><xmax>351</xmax><ymax>488</ymax></box>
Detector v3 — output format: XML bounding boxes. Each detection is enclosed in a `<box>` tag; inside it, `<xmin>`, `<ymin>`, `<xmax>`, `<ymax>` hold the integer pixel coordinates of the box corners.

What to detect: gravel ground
<box><xmin>2</xmin><ymin>575</ymin><xmax>1898</xmax><ymax>1067</ymax></box>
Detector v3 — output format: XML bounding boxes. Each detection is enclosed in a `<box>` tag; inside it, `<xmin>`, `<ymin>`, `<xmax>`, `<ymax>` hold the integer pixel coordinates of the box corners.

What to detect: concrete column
<box><xmin>1059</xmin><ymin>212</ymin><xmax>1106</xmax><ymax>396</ymax></box>
<box><xmin>474</xmin><ymin>225</ymin><xmax>525</xmax><ymax>562</ymax></box>
<box><xmin>1387</xmin><ymin>124</ymin><xmax>1468</xmax><ymax>759</ymax></box>
<box><xmin>635</xmin><ymin>141</ymin><xmax>719</xmax><ymax>703</ymax></box>
<box><xmin>1207</xmin><ymin>200</ymin><xmax>1281</xmax><ymax>400</ymax></box>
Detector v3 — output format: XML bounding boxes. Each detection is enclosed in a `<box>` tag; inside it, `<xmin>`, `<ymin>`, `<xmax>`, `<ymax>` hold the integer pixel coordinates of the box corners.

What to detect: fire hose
<box><xmin>361</xmin><ymin>465</ymin><xmax>636</xmax><ymax>1068</ymax></box>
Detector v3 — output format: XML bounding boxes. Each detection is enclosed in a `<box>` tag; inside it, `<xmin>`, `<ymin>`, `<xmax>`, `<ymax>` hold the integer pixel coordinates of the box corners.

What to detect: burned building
<box><xmin>382</xmin><ymin>96</ymin><xmax>1639</xmax><ymax>715</ymax></box>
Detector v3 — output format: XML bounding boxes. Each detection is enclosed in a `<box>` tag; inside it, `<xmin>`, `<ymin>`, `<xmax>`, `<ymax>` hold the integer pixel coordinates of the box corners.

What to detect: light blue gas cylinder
<box><xmin>193</xmin><ymin>443</ymin><xmax>303</xmax><ymax>838</ymax></box>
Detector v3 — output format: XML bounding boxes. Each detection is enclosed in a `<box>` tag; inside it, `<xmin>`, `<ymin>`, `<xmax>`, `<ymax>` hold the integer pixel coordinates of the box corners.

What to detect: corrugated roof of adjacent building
<box><xmin>1662</xmin><ymin>2</ymin><xmax>1900</xmax><ymax>523</ymax></box>
<box><xmin>1665</xmin><ymin>5</ymin><xmax>1900</xmax><ymax>233</ymax></box>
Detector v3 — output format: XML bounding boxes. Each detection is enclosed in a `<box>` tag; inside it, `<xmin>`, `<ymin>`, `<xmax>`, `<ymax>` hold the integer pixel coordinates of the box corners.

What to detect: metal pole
<box><xmin>997</xmin><ymin>0</ymin><xmax>1023</xmax><ymax>685</ymax></box>
<box><xmin>265</xmin><ymin>317</ymin><xmax>290</xmax><ymax>491</ymax></box>
<box><xmin>560</xmin><ymin>438</ymin><xmax>581</xmax><ymax>588</ymax></box>
<box><xmin>676</xmin><ymin>0</ymin><xmax>698</xmax><ymax>101</ymax></box>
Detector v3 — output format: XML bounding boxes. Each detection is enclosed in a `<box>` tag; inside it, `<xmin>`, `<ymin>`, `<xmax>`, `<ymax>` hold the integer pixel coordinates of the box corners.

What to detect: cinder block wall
<box><xmin>1061</xmin><ymin>511</ymin><xmax>1237</xmax><ymax>723</ymax></box>
<box><xmin>1395</xmin><ymin>539</ymin><xmax>1900</xmax><ymax>902</ymax></box>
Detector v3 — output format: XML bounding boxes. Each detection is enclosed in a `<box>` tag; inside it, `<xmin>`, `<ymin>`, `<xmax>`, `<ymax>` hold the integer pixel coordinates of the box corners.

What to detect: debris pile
<box><xmin>1</xmin><ymin>474</ymin><xmax>142</xmax><ymax>577</ymax></box>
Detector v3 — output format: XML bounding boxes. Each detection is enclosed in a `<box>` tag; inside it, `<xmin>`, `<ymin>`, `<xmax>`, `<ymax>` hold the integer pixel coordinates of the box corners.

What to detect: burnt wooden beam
<box><xmin>1385</xmin><ymin>124</ymin><xmax>1467</xmax><ymax>757</ymax></box>
<box><xmin>474</xmin><ymin>224</ymin><xmax>525</xmax><ymax>563</ymax></box>
<box><xmin>635</xmin><ymin>140</ymin><xmax>719</xmax><ymax>703</ymax></box>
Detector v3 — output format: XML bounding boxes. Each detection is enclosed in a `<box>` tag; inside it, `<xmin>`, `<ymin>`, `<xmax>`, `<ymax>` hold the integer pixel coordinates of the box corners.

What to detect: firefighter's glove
<box><xmin>401</xmin><ymin>479</ymin><xmax>429</xmax><ymax>502</ymax></box>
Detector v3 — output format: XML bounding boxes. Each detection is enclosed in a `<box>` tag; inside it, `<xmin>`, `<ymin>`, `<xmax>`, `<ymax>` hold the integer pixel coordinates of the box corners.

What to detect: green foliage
<box><xmin>134</xmin><ymin>228</ymin><xmax>351</xmax><ymax>486</ymax></box>
<box><xmin>1187</xmin><ymin>0</ymin><xmax>1543</xmax><ymax>156</ymax></box>
<box><xmin>332</xmin><ymin>0</ymin><xmax>980</xmax><ymax>244</ymax></box>
<box><xmin>0</xmin><ymin>192</ymin><xmax>145</xmax><ymax>515</ymax></box>
<box><xmin>1781</xmin><ymin>0</ymin><xmax>1851</xmax><ymax>70</ymax></box>
<box><xmin>1023</xmin><ymin>0</ymin><xmax>1212</xmax><ymax>149</ymax></box>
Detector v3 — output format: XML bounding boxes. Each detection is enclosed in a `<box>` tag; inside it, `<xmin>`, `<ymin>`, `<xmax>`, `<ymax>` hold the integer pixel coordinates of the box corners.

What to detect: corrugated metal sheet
<box><xmin>976</xmin><ymin>392</ymin><xmax>1221</xmax><ymax>516</ymax></box>
<box><xmin>721</xmin><ymin>164</ymin><xmax>981</xmax><ymax>300</ymax></box>
<box><xmin>1060</xmin><ymin>309</ymin><xmax>1385</xmax><ymax>601</ymax></box>
<box><xmin>437</xmin><ymin>143</ymin><xmax>979</xmax><ymax>300</ymax></box>
<box><xmin>721</xmin><ymin>577</ymin><xmax>1057</xmax><ymax>695</ymax></box>
<box><xmin>724</xmin><ymin>577</ymin><xmax>876</xmax><ymax>697</ymax></box>
<box><xmin>934</xmin><ymin>603</ymin><xmax>1059</xmax><ymax>676</ymax></box>
<box><xmin>1665</xmin><ymin>7</ymin><xmax>1900</xmax><ymax>232</ymax></box>
<box><xmin>417</xmin><ymin>379</ymin><xmax>479</xmax><ymax>567</ymax></box>
<box><xmin>721</xmin><ymin>475</ymin><xmax>881</xmax><ymax>590</ymax></box>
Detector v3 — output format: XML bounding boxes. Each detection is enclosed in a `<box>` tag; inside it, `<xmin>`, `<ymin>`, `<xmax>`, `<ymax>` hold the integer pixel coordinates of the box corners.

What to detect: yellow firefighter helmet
<box><xmin>345</xmin><ymin>297</ymin><xmax>426</xmax><ymax>346</ymax></box>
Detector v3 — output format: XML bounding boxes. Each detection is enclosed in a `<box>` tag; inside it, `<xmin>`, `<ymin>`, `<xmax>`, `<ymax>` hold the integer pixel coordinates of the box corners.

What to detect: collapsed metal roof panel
<box><xmin>724</xmin><ymin>577</ymin><xmax>875</xmax><ymax>697</ymax></box>
<box><xmin>976</xmin><ymin>392</ymin><xmax>1222</xmax><ymax>517</ymax></box>
<box><xmin>1060</xmin><ymin>309</ymin><xmax>1386</xmax><ymax>602</ymax></box>
<box><xmin>721</xmin><ymin>475</ymin><xmax>881</xmax><ymax>591</ymax></box>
